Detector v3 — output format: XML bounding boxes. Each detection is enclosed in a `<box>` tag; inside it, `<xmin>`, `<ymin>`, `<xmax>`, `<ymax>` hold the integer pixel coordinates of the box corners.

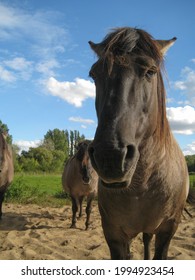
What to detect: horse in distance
<box><xmin>88</xmin><ymin>27</ymin><xmax>190</xmax><ymax>259</ymax></box>
<box><xmin>62</xmin><ymin>140</ymin><xmax>98</xmax><ymax>230</ymax></box>
<box><xmin>0</xmin><ymin>130</ymin><xmax>14</xmax><ymax>219</ymax></box>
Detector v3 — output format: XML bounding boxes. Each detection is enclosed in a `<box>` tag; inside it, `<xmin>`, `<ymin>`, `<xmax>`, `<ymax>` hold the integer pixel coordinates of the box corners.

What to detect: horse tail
<box><xmin>187</xmin><ymin>188</ymin><xmax>195</xmax><ymax>205</ymax></box>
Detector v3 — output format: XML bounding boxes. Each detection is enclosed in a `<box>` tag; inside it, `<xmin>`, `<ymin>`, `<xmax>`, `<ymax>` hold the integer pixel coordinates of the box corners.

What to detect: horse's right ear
<box><xmin>156</xmin><ymin>37</ymin><xmax>177</xmax><ymax>55</ymax></box>
<box><xmin>89</xmin><ymin>41</ymin><xmax>105</xmax><ymax>57</ymax></box>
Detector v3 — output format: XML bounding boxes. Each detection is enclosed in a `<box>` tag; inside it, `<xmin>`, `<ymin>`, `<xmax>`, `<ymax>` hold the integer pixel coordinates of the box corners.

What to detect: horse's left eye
<box><xmin>145</xmin><ymin>67</ymin><xmax>157</xmax><ymax>80</ymax></box>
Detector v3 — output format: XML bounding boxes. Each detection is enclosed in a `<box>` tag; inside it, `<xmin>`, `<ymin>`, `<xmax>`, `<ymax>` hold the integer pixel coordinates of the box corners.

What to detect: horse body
<box><xmin>88</xmin><ymin>27</ymin><xmax>189</xmax><ymax>259</ymax></box>
<box><xmin>98</xmin><ymin>134</ymin><xmax>188</xmax><ymax>259</ymax></box>
<box><xmin>0</xmin><ymin>132</ymin><xmax>14</xmax><ymax>218</ymax></box>
<box><xmin>62</xmin><ymin>140</ymin><xmax>98</xmax><ymax>230</ymax></box>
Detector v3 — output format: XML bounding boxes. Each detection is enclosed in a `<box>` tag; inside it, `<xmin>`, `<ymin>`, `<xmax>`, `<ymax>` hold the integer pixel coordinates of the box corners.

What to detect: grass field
<box><xmin>4</xmin><ymin>173</ymin><xmax>195</xmax><ymax>207</ymax></box>
<box><xmin>5</xmin><ymin>173</ymin><xmax>70</xmax><ymax>207</ymax></box>
<box><xmin>190</xmin><ymin>174</ymin><xmax>195</xmax><ymax>188</ymax></box>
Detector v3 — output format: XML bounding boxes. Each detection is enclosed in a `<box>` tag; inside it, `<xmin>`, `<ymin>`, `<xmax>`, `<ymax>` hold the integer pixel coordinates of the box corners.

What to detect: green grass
<box><xmin>190</xmin><ymin>174</ymin><xmax>195</xmax><ymax>188</ymax></box>
<box><xmin>5</xmin><ymin>173</ymin><xmax>70</xmax><ymax>207</ymax></box>
<box><xmin>5</xmin><ymin>173</ymin><xmax>195</xmax><ymax>207</ymax></box>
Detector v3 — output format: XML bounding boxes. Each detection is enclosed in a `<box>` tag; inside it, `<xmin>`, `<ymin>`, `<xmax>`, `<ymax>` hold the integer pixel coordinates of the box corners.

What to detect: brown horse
<box><xmin>0</xmin><ymin>131</ymin><xmax>14</xmax><ymax>219</ymax></box>
<box><xmin>62</xmin><ymin>140</ymin><xmax>98</xmax><ymax>230</ymax></box>
<box><xmin>88</xmin><ymin>27</ymin><xmax>190</xmax><ymax>259</ymax></box>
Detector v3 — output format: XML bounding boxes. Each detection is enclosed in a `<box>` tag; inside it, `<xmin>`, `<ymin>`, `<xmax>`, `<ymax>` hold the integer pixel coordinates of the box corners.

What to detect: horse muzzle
<box><xmin>89</xmin><ymin>142</ymin><xmax>139</xmax><ymax>188</ymax></box>
<box><xmin>82</xmin><ymin>176</ymin><xmax>92</xmax><ymax>185</ymax></box>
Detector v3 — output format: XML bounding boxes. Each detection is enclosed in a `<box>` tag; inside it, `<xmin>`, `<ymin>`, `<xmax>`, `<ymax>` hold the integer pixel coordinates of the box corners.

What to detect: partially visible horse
<box><xmin>0</xmin><ymin>131</ymin><xmax>14</xmax><ymax>219</ymax></box>
<box><xmin>88</xmin><ymin>27</ymin><xmax>191</xmax><ymax>259</ymax></box>
<box><xmin>62</xmin><ymin>140</ymin><xmax>98</xmax><ymax>230</ymax></box>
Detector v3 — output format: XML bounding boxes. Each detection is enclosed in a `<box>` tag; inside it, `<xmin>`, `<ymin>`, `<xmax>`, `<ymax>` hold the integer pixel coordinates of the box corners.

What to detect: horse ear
<box><xmin>156</xmin><ymin>37</ymin><xmax>177</xmax><ymax>55</ymax></box>
<box><xmin>88</xmin><ymin>41</ymin><xmax>105</xmax><ymax>57</ymax></box>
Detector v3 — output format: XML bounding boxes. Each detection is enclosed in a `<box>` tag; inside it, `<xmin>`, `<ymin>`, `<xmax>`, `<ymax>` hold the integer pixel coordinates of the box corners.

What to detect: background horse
<box><xmin>88</xmin><ymin>27</ymin><xmax>191</xmax><ymax>259</ymax></box>
<box><xmin>62</xmin><ymin>140</ymin><xmax>98</xmax><ymax>230</ymax></box>
<box><xmin>0</xmin><ymin>131</ymin><xmax>14</xmax><ymax>219</ymax></box>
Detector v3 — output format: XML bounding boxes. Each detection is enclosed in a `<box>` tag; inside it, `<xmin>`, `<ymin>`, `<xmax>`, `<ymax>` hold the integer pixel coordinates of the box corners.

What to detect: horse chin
<box><xmin>99</xmin><ymin>154</ymin><xmax>139</xmax><ymax>190</ymax></box>
<box><xmin>82</xmin><ymin>179</ymin><xmax>91</xmax><ymax>185</ymax></box>
<box><xmin>100</xmin><ymin>179</ymin><xmax>129</xmax><ymax>189</ymax></box>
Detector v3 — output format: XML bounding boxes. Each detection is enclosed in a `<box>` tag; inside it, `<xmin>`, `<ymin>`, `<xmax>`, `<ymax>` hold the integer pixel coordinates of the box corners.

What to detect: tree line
<box><xmin>1</xmin><ymin>120</ymin><xmax>195</xmax><ymax>174</ymax></box>
<box><xmin>1</xmin><ymin>120</ymin><xmax>85</xmax><ymax>173</ymax></box>
<box><xmin>14</xmin><ymin>129</ymin><xmax>85</xmax><ymax>173</ymax></box>
<box><xmin>185</xmin><ymin>155</ymin><xmax>195</xmax><ymax>174</ymax></box>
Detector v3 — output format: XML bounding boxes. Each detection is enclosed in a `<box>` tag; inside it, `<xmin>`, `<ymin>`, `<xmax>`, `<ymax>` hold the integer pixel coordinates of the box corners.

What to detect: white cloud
<box><xmin>2</xmin><ymin>57</ymin><xmax>33</xmax><ymax>81</ymax></box>
<box><xmin>3</xmin><ymin>57</ymin><xmax>32</xmax><ymax>71</ymax></box>
<box><xmin>0</xmin><ymin>65</ymin><xmax>16</xmax><ymax>82</ymax></box>
<box><xmin>13</xmin><ymin>140</ymin><xmax>42</xmax><ymax>152</ymax></box>
<box><xmin>69</xmin><ymin>116</ymin><xmax>95</xmax><ymax>124</ymax></box>
<box><xmin>81</xmin><ymin>125</ymin><xmax>87</xmax><ymax>129</ymax></box>
<box><xmin>36</xmin><ymin>59</ymin><xmax>59</xmax><ymax>76</ymax></box>
<box><xmin>0</xmin><ymin>3</ymin><xmax>69</xmax><ymax>58</ymax></box>
<box><xmin>46</xmin><ymin>77</ymin><xmax>95</xmax><ymax>107</ymax></box>
<box><xmin>167</xmin><ymin>106</ymin><xmax>195</xmax><ymax>135</ymax></box>
<box><xmin>183</xmin><ymin>141</ymin><xmax>195</xmax><ymax>156</ymax></box>
<box><xmin>173</xmin><ymin>66</ymin><xmax>195</xmax><ymax>105</ymax></box>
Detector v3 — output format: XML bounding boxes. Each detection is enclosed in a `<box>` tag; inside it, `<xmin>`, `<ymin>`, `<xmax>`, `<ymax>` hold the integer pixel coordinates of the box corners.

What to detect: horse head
<box><xmin>76</xmin><ymin>140</ymin><xmax>93</xmax><ymax>185</ymax></box>
<box><xmin>88</xmin><ymin>27</ymin><xmax>176</xmax><ymax>189</ymax></box>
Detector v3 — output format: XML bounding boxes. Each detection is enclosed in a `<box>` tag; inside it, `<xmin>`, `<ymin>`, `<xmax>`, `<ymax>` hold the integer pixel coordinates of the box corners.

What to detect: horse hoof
<box><xmin>70</xmin><ymin>224</ymin><xmax>77</xmax><ymax>229</ymax></box>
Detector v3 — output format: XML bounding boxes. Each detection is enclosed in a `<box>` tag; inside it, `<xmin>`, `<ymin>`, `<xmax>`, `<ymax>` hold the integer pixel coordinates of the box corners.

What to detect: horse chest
<box><xmin>98</xmin><ymin>189</ymin><xmax>169</xmax><ymax>234</ymax></box>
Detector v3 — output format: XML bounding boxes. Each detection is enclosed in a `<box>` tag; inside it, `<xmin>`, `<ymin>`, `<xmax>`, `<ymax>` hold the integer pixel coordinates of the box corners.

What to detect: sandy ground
<box><xmin>0</xmin><ymin>202</ymin><xmax>194</xmax><ymax>260</ymax></box>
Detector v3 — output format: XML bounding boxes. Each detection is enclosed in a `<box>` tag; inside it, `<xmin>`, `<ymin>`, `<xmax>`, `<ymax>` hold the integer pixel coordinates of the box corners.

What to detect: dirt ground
<box><xmin>0</xmin><ymin>202</ymin><xmax>195</xmax><ymax>260</ymax></box>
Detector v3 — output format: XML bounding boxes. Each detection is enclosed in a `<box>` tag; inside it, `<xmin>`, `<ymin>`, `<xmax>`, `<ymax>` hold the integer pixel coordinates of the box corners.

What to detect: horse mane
<box><xmin>96</xmin><ymin>27</ymin><xmax>170</xmax><ymax>145</ymax></box>
<box><xmin>98</xmin><ymin>27</ymin><xmax>162</xmax><ymax>65</ymax></box>
<box><xmin>76</xmin><ymin>140</ymin><xmax>91</xmax><ymax>161</ymax></box>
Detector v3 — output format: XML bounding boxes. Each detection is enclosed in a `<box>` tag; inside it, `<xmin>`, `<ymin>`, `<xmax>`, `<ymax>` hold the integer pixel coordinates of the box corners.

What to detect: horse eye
<box><xmin>145</xmin><ymin>67</ymin><xmax>157</xmax><ymax>80</ymax></box>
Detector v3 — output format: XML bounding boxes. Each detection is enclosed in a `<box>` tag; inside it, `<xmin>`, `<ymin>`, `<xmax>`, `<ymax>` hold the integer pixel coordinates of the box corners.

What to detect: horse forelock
<box><xmin>97</xmin><ymin>27</ymin><xmax>163</xmax><ymax>69</ymax></box>
<box><xmin>75</xmin><ymin>140</ymin><xmax>91</xmax><ymax>162</ymax></box>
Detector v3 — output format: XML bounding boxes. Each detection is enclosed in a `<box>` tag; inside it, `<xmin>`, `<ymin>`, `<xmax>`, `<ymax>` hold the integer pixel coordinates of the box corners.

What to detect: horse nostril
<box><xmin>126</xmin><ymin>144</ymin><xmax>136</xmax><ymax>160</ymax></box>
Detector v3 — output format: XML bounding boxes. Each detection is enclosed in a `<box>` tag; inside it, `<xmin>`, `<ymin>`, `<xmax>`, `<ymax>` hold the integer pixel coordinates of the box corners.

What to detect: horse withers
<box><xmin>62</xmin><ymin>140</ymin><xmax>98</xmax><ymax>230</ymax></box>
<box><xmin>88</xmin><ymin>27</ymin><xmax>190</xmax><ymax>259</ymax></box>
<box><xmin>0</xmin><ymin>131</ymin><xmax>14</xmax><ymax>219</ymax></box>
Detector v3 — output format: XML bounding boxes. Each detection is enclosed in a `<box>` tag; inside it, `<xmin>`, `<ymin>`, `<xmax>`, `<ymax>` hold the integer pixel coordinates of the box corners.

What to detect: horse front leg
<box><xmin>70</xmin><ymin>196</ymin><xmax>79</xmax><ymax>228</ymax></box>
<box><xmin>85</xmin><ymin>193</ymin><xmax>94</xmax><ymax>230</ymax></box>
<box><xmin>78</xmin><ymin>196</ymin><xmax>84</xmax><ymax>218</ymax></box>
<box><xmin>143</xmin><ymin>233</ymin><xmax>153</xmax><ymax>260</ymax></box>
<box><xmin>153</xmin><ymin>220</ymin><xmax>178</xmax><ymax>260</ymax></box>
<box><xmin>0</xmin><ymin>191</ymin><xmax>5</xmax><ymax>219</ymax></box>
<box><xmin>102</xmin><ymin>224</ymin><xmax>130</xmax><ymax>259</ymax></box>
<box><xmin>106</xmin><ymin>238</ymin><xmax>130</xmax><ymax>260</ymax></box>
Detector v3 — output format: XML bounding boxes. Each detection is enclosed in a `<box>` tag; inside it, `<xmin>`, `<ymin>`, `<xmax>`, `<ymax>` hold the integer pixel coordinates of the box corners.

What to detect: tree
<box><xmin>50</xmin><ymin>150</ymin><xmax>65</xmax><ymax>172</ymax></box>
<box><xmin>43</xmin><ymin>129</ymin><xmax>69</xmax><ymax>161</ymax></box>
<box><xmin>12</xmin><ymin>144</ymin><xmax>22</xmax><ymax>172</ymax></box>
<box><xmin>0</xmin><ymin>120</ymin><xmax>12</xmax><ymax>144</ymax></box>
<box><xmin>69</xmin><ymin>130</ymin><xmax>85</xmax><ymax>156</ymax></box>
<box><xmin>14</xmin><ymin>128</ymin><xmax>86</xmax><ymax>173</ymax></box>
<box><xmin>185</xmin><ymin>155</ymin><xmax>195</xmax><ymax>173</ymax></box>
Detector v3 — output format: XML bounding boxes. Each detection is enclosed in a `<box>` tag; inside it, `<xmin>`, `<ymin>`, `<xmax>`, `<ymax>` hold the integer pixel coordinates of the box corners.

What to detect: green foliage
<box><xmin>5</xmin><ymin>175</ymin><xmax>40</xmax><ymax>204</ymax></box>
<box><xmin>0</xmin><ymin>119</ymin><xmax>12</xmax><ymax>144</ymax></box>
<box><xmin>190</xmin><ymin>174</ymin><xmax>195</xmax><ymax>188</ymax></box>
<box><xmin>5</xmin><ymin>173</ymin><xmax>70</xmax><ymax>207</ymax></box>
<box><xmin>15</xmin><ymin>129</ymin><xmax>86</xmax><ymax>173</ymax></box>
<box><xmin>185</xmin><ymin>155</ymin><xmax>195</xmax><ymax>173</ymax></box>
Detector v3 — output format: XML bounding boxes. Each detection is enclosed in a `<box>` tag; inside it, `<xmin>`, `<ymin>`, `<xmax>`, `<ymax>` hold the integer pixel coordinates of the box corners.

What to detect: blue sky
<box><xmin>0</xmin><ymin>0</ymin><xmax>195</xmax><ymax>154</ymax></box>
